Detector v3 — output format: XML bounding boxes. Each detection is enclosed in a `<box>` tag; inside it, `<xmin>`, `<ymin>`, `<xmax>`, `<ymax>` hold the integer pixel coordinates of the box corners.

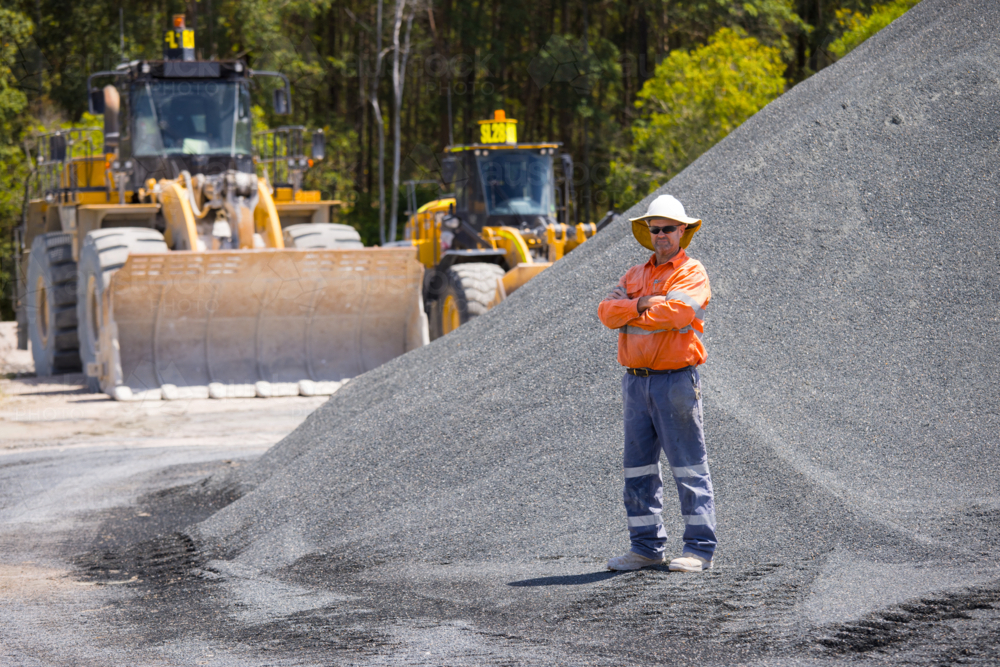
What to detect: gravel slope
<box><xmin>94</xmin><ymin>1</ymin><xmax>1000</xmax><ymax>663</ymax></box>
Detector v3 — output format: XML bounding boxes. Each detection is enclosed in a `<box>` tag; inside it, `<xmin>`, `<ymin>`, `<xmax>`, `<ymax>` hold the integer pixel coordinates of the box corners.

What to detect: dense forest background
<box><xmin>1</xmin><ymin>0</ymin><xmax>917</xmax><ymax>318</ymax></box>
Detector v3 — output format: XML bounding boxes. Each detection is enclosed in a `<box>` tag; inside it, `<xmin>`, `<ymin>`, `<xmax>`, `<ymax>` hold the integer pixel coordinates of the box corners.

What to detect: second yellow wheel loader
<box><xmin>404</xmin><ymin>110</ymin><xmax>610</xmax><ymax>338</ymax></box>
<box><xmin>15</xmin><ymin>17</ymin><xmax>427</xmax><ymax>400</ymax></box>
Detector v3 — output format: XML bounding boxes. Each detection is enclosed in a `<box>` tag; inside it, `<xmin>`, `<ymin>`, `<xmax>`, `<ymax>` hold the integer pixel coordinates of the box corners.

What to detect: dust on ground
<box><xmin>0</xmin><ymin>320</ymin><xmax>331</xmax><ymax>665</ymax></box>
<box><xmin>0</xmin><ymin>322</ymin><xmax>326</xmax><ymax>452</ymax></box>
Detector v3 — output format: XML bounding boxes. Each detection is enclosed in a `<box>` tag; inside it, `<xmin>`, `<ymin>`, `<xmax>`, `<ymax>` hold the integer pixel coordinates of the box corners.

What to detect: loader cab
<box><xmin>126</xmin><ymin>62</ymin><xmax>256</xmax><ymax>184</ymax></box>
<box><xmin>443</xmin><ymin>110</ymin><xmax>562</xmax><ymax>237</ymax></box>
<box><xmin>449</xmin><ymin>146</ymin><xmax>558</xmax><ymax>231</ymax></box>
<box><xmin>426</xmin><ymin>110</ymin><xmax>576</xmax><ymax>262</ymax></box>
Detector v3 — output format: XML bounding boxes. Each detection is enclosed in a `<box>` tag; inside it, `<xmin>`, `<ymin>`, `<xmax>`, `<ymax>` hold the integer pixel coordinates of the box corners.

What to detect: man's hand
<box><xmin>637</xmin><ymin>295</ymin><xmax>667</xmax><ymax>313</ymax></box>
<box><xmin>603</xmin><ymin>285</ymin><xmax>628</xmax><ymax>302</ymax></box>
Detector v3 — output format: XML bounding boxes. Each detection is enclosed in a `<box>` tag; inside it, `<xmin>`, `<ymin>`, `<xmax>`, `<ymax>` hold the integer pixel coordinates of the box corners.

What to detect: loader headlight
<box><xmin>442</xmin><ymin>215</ymin><xmax>460</xmax><ymax>230</ymax></box>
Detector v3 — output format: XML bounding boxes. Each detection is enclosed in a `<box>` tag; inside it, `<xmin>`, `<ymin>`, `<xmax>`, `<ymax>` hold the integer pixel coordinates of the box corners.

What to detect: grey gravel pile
<box><xmin>186</xmin><ymin>0</ymin><xmax>1000</xmax><ymax>660</ymax></box>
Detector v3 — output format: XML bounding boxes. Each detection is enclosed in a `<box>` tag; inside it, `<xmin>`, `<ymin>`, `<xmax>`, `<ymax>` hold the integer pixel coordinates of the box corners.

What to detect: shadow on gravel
<box><xmin>814</xmin><ymin>582</ymin><xmax>1000</xmax><ymax>656</ymax></box>
<box><xmin>74</xmin><ymin>533</ymin><xmax>397</xmax><ymax>662</ymax></box>
<box><xmin>71</xmin><ymin>464</ymin><xmax>246</xmax><ymax>556</ymax></box>
<box><xmin>508</xmin><ymin>571</ymin><xmax>624</xmax><ymax>586</ymax></box>
<box><xmin>75</xmin><ymin>532</ymin><xmax>205</xmax><ymax>586</ymax></box>
<box><xmin>70</xmin><ymin>463</ymin><xmax>246</xmax><ymax>581</ymax></box>
<box><xmin>17</xmin><ymin>387</ymin><xmax>89</xmax><ymax>396</ymax></box>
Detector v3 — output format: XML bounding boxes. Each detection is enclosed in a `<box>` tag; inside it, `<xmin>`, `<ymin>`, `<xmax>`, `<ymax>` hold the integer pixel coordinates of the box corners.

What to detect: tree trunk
<box><xmin>372</xmin><ymin>0</ymin><xmax>387</xmax><ymax>245</ymax></box>
<box><xmin>356</xmin><ymin>27</ymin><xmax>367</xmax><ymax>198</ymax></box>
<box><xmin>388</xmin><ymin>0</ymin><xmax>413</xmax><ymax>244</ymax></box>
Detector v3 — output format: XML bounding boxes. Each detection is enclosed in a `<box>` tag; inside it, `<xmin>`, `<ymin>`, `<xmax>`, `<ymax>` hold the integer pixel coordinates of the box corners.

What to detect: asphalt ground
<box><xmin>8</xmin><ymin>0</ymin><xmax>1000</xmax><ymax>664</ymax></box>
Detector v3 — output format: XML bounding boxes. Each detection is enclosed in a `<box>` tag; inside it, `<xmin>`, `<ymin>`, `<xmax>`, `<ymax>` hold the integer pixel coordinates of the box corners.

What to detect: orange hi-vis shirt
<box><xmin>597</xmin><ymin>249</ymin><xmax>711</xmax><ymax>371</ymax></box>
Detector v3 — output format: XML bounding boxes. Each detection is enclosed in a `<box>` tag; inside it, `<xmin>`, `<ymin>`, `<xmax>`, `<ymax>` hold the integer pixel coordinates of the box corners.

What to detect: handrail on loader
<box><xmin>254</xmin><ymin>126</ymin><xmax>325</xmax><ymax>197</ymax></box>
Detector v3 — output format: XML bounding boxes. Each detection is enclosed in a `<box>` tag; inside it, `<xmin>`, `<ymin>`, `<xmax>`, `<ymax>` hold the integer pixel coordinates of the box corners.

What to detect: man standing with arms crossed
<box><xmin>598</xmin><ymin>194</ymin><xmax>716</xmax><ymax>572</ymax></box>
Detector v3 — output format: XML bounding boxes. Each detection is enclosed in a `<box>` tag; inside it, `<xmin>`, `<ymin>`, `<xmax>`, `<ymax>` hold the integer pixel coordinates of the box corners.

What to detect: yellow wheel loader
<box><xmin>14</xmin><ymin>16</ymin><xmax>427</xmax><ymax>400</ymax></box>
<box><xmin>403</xmin><ymin>110</ymin><xmax>610</xmax><ymax>338</ymax></box>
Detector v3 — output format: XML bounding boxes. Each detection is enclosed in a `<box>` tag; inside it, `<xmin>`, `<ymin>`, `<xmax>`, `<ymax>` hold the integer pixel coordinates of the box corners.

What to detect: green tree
<box><xmin>609</xmin><ymin>27</ymin><xmax>786</xmax><ymax>210</ymax></box>
<box><xmin>828</xmin><ymin>0</ymin><xmax>921</xmax><ymax>58</ymax></box>
<box><xmin>0</xmin><ymin>8</ymin><xmax>34</xmax><ymax>319</ymax></box>
<box><xmin>4</xmin><ymin>0</ymin><xmax>922</xmax><ymax>296</ymax></box>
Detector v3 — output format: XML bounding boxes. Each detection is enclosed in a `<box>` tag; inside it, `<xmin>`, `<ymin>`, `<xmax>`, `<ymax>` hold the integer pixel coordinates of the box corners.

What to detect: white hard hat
<box><xmin>628</xmin><ymin>195</ymin><xmax>702</xmax><ymax>250</ymax></box>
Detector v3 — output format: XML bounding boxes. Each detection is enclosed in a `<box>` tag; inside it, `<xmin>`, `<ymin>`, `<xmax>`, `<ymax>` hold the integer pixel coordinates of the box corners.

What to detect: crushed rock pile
<box><xmin>180</xmin><ymin>0</ymin><xmax>1000</xmax><ymax>661</ymax></box>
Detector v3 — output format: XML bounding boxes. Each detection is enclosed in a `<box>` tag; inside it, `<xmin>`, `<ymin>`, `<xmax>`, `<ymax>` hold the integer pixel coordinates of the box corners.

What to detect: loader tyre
<box><xmin>432</xmin><ymin>262</ymin><xmax>505</xmax><ymax>339</ymax></box>
<box><xmin>26</xmin><ymin>233</ymin><xmax>81</xmax><ymax>376</ymax></box>
<box><xmin>283</xmin><ymin>223</ymin><xmax>363</xmax><ymax>249</ymax></box>
<box><xmin>77</xmin><ymin>228</ymin><xmax>168</xmax><ymax>392</ymax></box>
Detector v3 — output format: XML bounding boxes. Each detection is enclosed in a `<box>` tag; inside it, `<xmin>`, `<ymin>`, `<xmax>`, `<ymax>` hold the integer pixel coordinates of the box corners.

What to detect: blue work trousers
<box><xmin>622</xmin><ymin>368</ymin><xmax>717</xmax><ymax>561</ymax></box>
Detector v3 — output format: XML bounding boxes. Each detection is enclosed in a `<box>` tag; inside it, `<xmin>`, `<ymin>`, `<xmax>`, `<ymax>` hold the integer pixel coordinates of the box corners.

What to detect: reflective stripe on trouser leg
<box><xmin>622</xmin><ymin>374</ymin><xmax>668</xmax><ymax>560</ymax></box>
<box><xmin>650</xmin><ymin>368</ymin><xmax>716</xmax><ymax>560</ymax></box>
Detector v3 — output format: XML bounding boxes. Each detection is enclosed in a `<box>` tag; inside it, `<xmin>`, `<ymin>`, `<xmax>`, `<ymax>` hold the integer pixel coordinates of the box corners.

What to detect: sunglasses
<box><xmin>647</xmin><ymin>224</ymin><xmax>682</xmax><ymax>235</ymax></box>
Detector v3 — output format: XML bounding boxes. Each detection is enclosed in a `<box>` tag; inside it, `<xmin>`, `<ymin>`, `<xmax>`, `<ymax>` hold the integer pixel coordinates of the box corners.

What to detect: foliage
<box><xmin>610</xmin><ymin>27</ymin><xmax>786</xmax><ymax>211</ymax></box>
<box><xmin>606</xmin><ymin>158</ymin><xmax>665</xmax><ymax>214</ymax></box>
<box><xmin>665</xmin><ymin>0</ymin><xmax>806</xmax><ymax>58</ymax></box>
<box><xmin>0</xmin><ymin>0</ymin><xmax>925</xmax><ymax>318</ymax></box>
<box><xmin>828</xmin><ymin>0</ymin><xmax>921</xmax><ymax>58</ymax></box>
<box><xmin>0</xmin><ymin>9</ymin><xmax>34</xmax><ymax>319</ymax></box>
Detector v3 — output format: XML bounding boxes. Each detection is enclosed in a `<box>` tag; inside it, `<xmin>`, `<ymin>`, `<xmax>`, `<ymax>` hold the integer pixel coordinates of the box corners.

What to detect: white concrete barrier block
<box><xmin>209</xmin><ymin>383</ymin><xmax>257</xmax><ymax>399</ymax></box>
<box><xmin>299</xmin><ymin>380</ymin><xmax>345</xmax><ymax>396</ymax></box>
<box><xmin>112</xmin><ymin>385</ymin><xmax>133</xmax><ymax>402</ymax></box>
<box><xmin>268</xmin><ymin>382</ymin><xmax>300</xmax><ymax>397</ymax></box>
<box><xmin>163</xmin><ymin>385</ymin><xmax>210</xmax><ymax>400</ymax></box>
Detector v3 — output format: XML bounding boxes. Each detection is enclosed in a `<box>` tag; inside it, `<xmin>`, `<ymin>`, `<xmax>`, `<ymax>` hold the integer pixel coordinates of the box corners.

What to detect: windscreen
<box><xmin>132</xmin><ymin>81</ymin><xmax>252</xmax><ymax>157</ymax></box>
<box><xmin>477</xmin><ymin>151</ymin><xmax>554</xmax><ymax>217</ymax></box>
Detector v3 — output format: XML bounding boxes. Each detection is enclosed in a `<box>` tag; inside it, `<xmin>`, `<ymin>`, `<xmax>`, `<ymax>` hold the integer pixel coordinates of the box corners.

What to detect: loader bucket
<box><xmin>96</xmin><ymin>248</ymin><xmax>428</xmax><ymax>400</ymax></box>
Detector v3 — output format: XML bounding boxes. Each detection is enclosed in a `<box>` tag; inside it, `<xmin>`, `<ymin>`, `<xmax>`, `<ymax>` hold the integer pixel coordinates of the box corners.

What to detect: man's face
<box><xmin>648</xmin><ymin>218</ymin><xmax>686</xmax><ymax>258</ymax></box>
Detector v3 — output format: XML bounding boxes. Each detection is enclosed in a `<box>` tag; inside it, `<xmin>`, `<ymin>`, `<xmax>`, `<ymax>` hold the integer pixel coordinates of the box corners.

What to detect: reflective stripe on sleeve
<box><xmin>620</xmin><ymin>323</ymin><xmax>702</xmax><ymax>336</ymax></box>
<box><xmin>671</xmin><ymin>463</ymin><xmax>710</xmax><ymax>478</ymax></box>
<box><xmin>683</xmin><ymin>513</ymin><xmax>716</xmax><ymax>526</ymax></box>
<box><xmin>627</xmin><ymin>514</ymin><xmax>663</xmax><ymax>527</ymax></box>
<box><xmin>665</xmin><ymin>290</ymin><xmax>706</xmax><ymax>319</ymax></box>
<box><xmin>624</xmin><ymin>463</ymin><xmax>661</xmax><ymax>478</ymax></box>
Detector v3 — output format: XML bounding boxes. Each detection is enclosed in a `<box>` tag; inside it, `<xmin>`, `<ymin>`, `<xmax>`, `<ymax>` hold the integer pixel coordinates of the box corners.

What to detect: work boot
<box><xmin>606</xmin><ymin>551</ymin><xmax>665</xmax><ymax>571</ymax></box>
<box><xmin>668</xmin><ymin>552</ymin><xmax>713</xmax><ymax>572</ymax></box>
